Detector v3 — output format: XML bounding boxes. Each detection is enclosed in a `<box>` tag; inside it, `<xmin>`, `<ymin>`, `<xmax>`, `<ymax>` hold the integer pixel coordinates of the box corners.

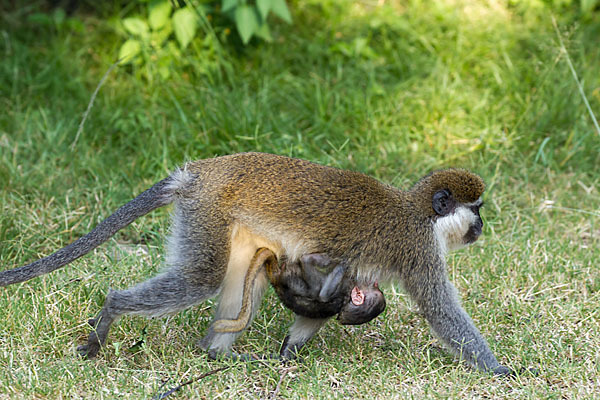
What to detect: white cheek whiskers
<box><xmin>433</xmin><ymin>207</ymin><xmax>477</xmax><ymax>255</ymax></box>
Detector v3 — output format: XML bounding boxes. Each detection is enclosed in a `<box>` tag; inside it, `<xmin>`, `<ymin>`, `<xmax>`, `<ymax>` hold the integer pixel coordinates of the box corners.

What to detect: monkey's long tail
<box><xmin>0</xmin><ymin>175</ymin><xmax>179</xmax><ymax>287</ymax></box>
<box><xmin>212</xmin><ymin>248</ymin><xmax>277</xmax><ymax>333</ymax></box>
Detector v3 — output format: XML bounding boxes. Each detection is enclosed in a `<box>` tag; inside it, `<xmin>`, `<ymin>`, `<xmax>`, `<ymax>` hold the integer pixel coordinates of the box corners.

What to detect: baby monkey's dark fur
<box><xmin>269</xmin><ymin>252</ymin><xmax>385</xmax><ymax>324</ymax></box>
<box><xmin>212</xmin><ymin>249</ymin><xmax>385</xmax><ymax>333</ymax></box>
<box><xmin>0</xmin><ymin>152</ymin><xmax>512</xmax><ymax>375</ymax></box>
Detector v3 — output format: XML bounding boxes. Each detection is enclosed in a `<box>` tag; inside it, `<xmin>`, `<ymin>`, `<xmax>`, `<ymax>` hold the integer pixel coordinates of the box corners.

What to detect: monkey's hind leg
<box><xmin>211</xmin><ymin>248</ymin><xmax>277</xmax><ymax>334</ymax></box>
<box><xmin>198</xmin><ymin>244</ymin><xmax>271</xmax><ymax>360</ymax></box>
<box><xmin>77</xmin><ymin>268</ymin><xmax>217</xmax><ymax>359</ymax></box>
<box><xmin>280</xmin><ymin>315</ymin><xmax>329</xmax><ymax>360</ymax></box>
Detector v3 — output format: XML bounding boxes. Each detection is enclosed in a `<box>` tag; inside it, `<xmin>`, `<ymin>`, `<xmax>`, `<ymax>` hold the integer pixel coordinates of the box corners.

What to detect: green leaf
<box><xmin>222</xmin><ymin>0</ymin><xmax>239</xmax><ymax>12</ymax></box>
<box><xmin>256</xmin><ymin>0</ymin><xmax>271</xmax><ymax>20</ymax></box>
<box><xmin>235</xmin><ymin>5</ymin><xmax>259</xmax><ymax>44</ymax></box>
<box><xmin>123</xmin><ymin>17</ymin><xmax>149</xmax><ymax>38</ymax></box>
<box><xmin>27</xmin><ymin>13</ymin><xmax>54</xmax><ymax>26</ymax></box>
<box><xmin>150</xmin><ymin>22</ymin><xmax>173</xmax><ymax>47</ymax></box>
<box><xmin>173</xmin><ymin>7</ymin><xmax>198</xmax><ymax>49</ymax></box>
<box><xmin>157</xmin><ymin>54</ymin><xmax>173</xmax><ymax>79</ymax></box>
<box><xmin>581</xmin><ymin>0</ymin><xmax>599</xmax><ymax>14</ymax></box>
<box><xmin>254</xmin><ymin>23</ymin><xmax>272</xmax><ymax>42</ymax></box>
<box><xmin>118</xmin><ymin>39</ymin><xmax>141</xmax><ymax>63</ymax></box>
<box><xmin>52</xmin><ymin>8</ymin><xmax>66</xmax><ymax>25</ymax></box>
<box><xmin>148</xmin><ymin>0</ymin><xmax>172</xmax><ymax>30</ymax></box>
<box><xmin>270</xmin><ymin>0</ymin><xmax>291</xmax><ymax>24</ymax></box>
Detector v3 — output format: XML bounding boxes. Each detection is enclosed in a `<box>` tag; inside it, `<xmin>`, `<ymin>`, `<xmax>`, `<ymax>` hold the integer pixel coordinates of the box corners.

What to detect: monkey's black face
<box><xmin>432</xmin><ymin>197</ymin><xmax>484</xmax><ymax>252</ymax></box>
<box><xmin>463</xmin><ymin>205</ymin><xmax>483</xmax><ymax>244</ymax></box>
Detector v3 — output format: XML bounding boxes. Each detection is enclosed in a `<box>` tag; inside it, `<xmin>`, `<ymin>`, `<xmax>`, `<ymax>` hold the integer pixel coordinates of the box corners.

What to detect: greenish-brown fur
<box><xmin>181</xmin><ymin>153</ymin><xmax>429</xmax><ymax>283</ymax></box>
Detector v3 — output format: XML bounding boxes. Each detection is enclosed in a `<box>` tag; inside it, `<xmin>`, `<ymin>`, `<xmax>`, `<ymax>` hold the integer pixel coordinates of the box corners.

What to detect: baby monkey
<box><xmin>212</xmin><ymin>248</ymin><xmax>386</xmax><ymax>333</ymax></box>
<box><xmin>272</xmin><ymin>252</ymin><xmax>386</xmax><ymax>324</ymax></box>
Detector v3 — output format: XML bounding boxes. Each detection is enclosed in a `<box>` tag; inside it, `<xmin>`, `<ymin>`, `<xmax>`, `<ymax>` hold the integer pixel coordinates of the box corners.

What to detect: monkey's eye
<box><xmin>470</xmin><ymin>202</ymin><xmax>483</xmax><ymax>214</ymax></box>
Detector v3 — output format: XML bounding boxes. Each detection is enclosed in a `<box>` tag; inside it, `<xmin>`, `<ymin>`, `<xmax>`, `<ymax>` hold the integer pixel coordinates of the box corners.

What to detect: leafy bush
<box><xmin>223</xmin><ymin>0</ymin><xmax>292</xmax><ymax>43</ymax></box>
<box><xmin>118</xmin><ymin>1</ymin><xmax>199</xmax><ymax>78</ymax></box>
<box><xmin>117</xmin><ymin>0</ymin><xmax>292</xmax><ymax>80</ymax></box>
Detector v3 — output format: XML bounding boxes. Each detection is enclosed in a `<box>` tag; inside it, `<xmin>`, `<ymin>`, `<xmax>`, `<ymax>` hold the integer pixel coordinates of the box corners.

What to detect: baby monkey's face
<box><xmin>337</xmin><ymin>282</ymin><xmax>386</xmax><ymax>325</ymax></box>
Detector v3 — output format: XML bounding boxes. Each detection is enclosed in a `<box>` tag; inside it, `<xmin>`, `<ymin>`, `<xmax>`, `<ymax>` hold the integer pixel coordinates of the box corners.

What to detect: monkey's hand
<box><xmin>300</xmin><ymin>253</ymin><xmax>335</xmax><ymax>274</ymax></box>
<box><xmin>317</xmin><ymin>264</ymin><xmax>347</xmax><ymax>301</ymax></box>
<box><xmin>265</xmin><ymin>255</ymin><xmax>287</xmax><ymax>284</ymax></box>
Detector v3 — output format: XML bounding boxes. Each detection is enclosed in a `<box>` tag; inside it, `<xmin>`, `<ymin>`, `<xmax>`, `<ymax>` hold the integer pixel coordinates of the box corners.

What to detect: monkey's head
<box><xmin>337</xmin><ymin>283</ymin><xmax>386</xmax><ymax>325</ymax></box>
<box><xmin>411</xmin><ymin>169</ymin><xmax>485</xmax><ymax>253</ymax></box>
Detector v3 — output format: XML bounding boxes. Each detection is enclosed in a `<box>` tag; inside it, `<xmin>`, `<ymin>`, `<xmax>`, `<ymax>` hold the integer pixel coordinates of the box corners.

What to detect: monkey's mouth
<box><xmin>464</xmin><ymin>224</ymin><xmax>482</xmax><ymax>244</ymax></box>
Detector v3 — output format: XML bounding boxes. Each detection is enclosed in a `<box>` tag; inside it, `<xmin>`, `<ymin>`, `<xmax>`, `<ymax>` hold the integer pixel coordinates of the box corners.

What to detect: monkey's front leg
<box><xmin>280</xmin><ymin>315</ymin><xmax>329</xmax><ymax>359</ymax></box>
<box><xmin>412</xmin><ymin>275</ymin><xmax>512</xmax><ymax>375</ymax></box>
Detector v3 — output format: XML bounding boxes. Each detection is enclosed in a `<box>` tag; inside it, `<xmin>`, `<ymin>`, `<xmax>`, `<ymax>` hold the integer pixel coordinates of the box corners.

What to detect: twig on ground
<box><xmin>271</xmin><ymin>366</ymin><xmax>297</xmax><ymax>399</ymax></box>
<box><xmin>151</xmin><ymin>366</ymin><xmax>231</xmax><ymax>400</ymax></box>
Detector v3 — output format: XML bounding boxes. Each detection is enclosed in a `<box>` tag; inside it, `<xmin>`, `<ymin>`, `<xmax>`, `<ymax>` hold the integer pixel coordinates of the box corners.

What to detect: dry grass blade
<box><xmin>551</xmin><ymin>15</ymin><xmax>600</xmax><ymax>137</ymax></box>
<box><xmin>70</xmin><ymin>58</ymin><xmax>122</xmax><ymax>150</ymax></box>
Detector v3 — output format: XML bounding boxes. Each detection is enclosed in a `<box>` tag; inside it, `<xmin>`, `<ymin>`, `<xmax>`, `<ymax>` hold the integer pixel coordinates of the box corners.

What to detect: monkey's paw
<box><xmin>76</xmin><ymin>343</ymin><xmax>100</xmax><ymax>359</ymax></box>
<box><xmin>492</xmin><ymin>365</ymin><xmax>514</xmax><ymax>377</ymax></box>
<box><xmin>77</xmin><ymin>329</ymin><xmax>102</xmax><ymax>359</ymax></box>
<box><xmin>492</xmin><ymin>365</ymin><xmax>540</xmax><ymax>378</ymax></box>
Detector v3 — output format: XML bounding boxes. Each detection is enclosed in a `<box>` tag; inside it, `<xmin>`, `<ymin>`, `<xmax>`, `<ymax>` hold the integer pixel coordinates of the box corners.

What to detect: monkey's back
<box><xmin>179</xmin><ymin>153</ymin><xmax>422</xmax><ymax>275</ymax></box>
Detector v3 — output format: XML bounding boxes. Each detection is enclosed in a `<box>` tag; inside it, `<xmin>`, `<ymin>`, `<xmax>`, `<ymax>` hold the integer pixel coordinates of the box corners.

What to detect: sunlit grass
<box><xmin>1</xmin><ymin>0</ymin><xmax>599</xmax><ymax>398</ymax></box>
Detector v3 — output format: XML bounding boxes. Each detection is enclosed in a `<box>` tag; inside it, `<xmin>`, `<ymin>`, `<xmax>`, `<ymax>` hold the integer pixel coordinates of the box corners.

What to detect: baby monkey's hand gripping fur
<box><xmin>0</xmin><ymin>152</ymin><xmax>511</xmax><ymax>375</ymax></box>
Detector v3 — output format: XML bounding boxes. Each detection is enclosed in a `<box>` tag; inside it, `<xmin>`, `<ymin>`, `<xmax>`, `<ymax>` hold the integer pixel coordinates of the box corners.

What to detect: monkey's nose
<box><xmin>464</xmin><ymin>222</ymin><xmax>482</xmax><ymax>244</ymax></box>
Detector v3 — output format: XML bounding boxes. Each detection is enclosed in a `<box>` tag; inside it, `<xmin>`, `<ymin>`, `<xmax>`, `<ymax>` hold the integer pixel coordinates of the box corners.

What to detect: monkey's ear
<box><xmin>432</xmin><ymin>189</ymin><xmax>455</xmax><ymax>216</ymax></box>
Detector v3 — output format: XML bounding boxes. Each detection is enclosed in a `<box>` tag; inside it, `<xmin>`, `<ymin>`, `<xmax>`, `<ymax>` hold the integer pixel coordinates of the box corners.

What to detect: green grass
<box><xmin>1</xmin><ymin>0</ymin><xmax>600</xmax><ymax>398</ymax></box>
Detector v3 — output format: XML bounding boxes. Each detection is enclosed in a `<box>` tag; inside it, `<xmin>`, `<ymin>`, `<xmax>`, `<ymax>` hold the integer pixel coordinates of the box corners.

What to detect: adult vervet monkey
<box><xmin>0</xmin><ymin>152</ymin><xmax>510</xmax><ymax>375</ymax></box>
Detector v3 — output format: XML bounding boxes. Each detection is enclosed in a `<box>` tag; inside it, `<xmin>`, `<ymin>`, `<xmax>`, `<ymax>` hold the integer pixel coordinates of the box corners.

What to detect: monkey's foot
<box><xmin>279</xmin><ymin>335</ymin><xmax>306</xmax><ymax>361</ymax></box>
<box><xmin>493</xmin><ymin>366</ymin><xmax>538</xmax><ymax>378</ymax></box>
<box><xmin>77</xmin><ymin>318</ymin><xmax>102</xmax><ymax>359</ymax></box>
<box><xmin>77</xmin><ymin>343</ymin><xmax>101</xmax><ymax>359</ymax></box>
<box><xmin>491</xmin><ymin>365</ymin><xmax>514</xmax><ymax>377</ymax></box>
